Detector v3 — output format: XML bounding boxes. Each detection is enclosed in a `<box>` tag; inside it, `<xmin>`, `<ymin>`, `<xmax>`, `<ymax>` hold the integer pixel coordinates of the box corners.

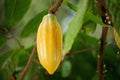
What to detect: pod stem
<box><xmin>48</xmin><ymin>0</ymin><xmax>63</xmax><ymax>14</ymax></box>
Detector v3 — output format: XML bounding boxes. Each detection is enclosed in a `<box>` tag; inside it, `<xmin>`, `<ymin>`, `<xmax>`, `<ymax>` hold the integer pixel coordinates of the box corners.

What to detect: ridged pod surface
<box><xmin>36</xmin><ymin>14</ymin><xmax>62</xmax><ymax>75</ymax></box>
<box><xmin>113</xmin><ymin>28</ymin><xmax>120</xmax><ymax>48</ymax></box>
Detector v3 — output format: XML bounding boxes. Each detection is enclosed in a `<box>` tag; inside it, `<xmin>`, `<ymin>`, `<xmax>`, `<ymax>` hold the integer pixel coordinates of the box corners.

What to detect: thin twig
<box><xmin>20</xmin><ymin>44</ymin><xmax>37</xmax><ymax>80</ymax></box>
<box><xmin>48</xmin><ymin>0</ymin><xmax>63</xmax><ymax>14</ymax></box>
<box><xmin>98</xmin><ymin>27</ymin><xmax>108</xmax><ymax>80</ymax></box>
<box><xmin>9</xmin><ymin>31</ymin><xmax>22</xmax><ymax>47</ymax></box>
<box><xmin>9</xmin><ymin>31</ymin><xmax>39</xmax><ymax>64</ymax></box>
<box><xmin>21</xmin><ymin>47</ymin><xmax>40</xmax><ymax>64</ymax></box>
<box><xmin>62</xmin><ymin>47</ymin><xmax>97</xmax><ymax>60</ymax></box>
<box><xmin>71</xmin><ymin>47</ymin><xmax>97</xmax><ymax>54</ymax></box>
<box><xmin>65</xmin><ymin>43</ymin><xmax>110</xmax><ymax>57</ymax></box>
<box><xmin>66</xmin><ymin>47</ymin><xmax>98</xmax><ymax>56</ymax></box>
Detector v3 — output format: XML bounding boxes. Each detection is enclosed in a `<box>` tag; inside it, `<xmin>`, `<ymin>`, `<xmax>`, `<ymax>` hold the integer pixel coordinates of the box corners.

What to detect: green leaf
<box><xmin>0</xmin><ymin>49</ymin><xmax>19</xmax><ymax>80</ymax></box>
<box><xmin>64</xmin><ymin>1</ymin><xmax>105</xmax><ymax>26</ymax></box>
<box><xmin>63</xmin><ymin>0</ymin><xmax>88</xmax><ymax>54</ymax></box>
<box><xmin>103</xmin><ymin>46</ymin><xmax>120</xmax><ymax>80</ymax></box>
<box><xmin>24</xmin><ymin>63</ymin><xmax>39</xmax><ymax>80</ymax></box>
<box><xmin>83</xmin><ymin>21</ymin><xmax>96</xmax><ymax>33</ymax></box>
<box><xmin>107</xmin><ymin>0</ymin><xmax>120</xmax><ymax>35</ymax></box>
<box><xmin>17</xmin><ymin>49</ymin><xmax>29</xmax><ymax>67</ymax></box>
<box><xmin>21</xmin><ymin>9</ymin><xmax>48</xmax><ymax>37</ymax></box>
<box><xmin>5</xmin><ymin>0</ymin><xmax>31</xmax><ymax>27</ymax></box>
<box><xmin>61</xmin><ymin>60</ymin><xmax>72</xmax><ymax>78</ymax></box>
<box><xmin>84</xmin><ymin>12</ymin><xmax>105</xmax><ymax>26</ymax></box>
<box><xmin>63</xmin><ymin>0</ymin><xmax>77</xmax><ymax>12</ymax></box>
<box><xmin>0</xmin><ymin>36</ymin><xmax>7</xmax><ymax>49</ymax></box>
<box><xmin>92</xmin><ymin>74</ymin><xmax>98</xmax><ymax>80</ymax></box>
<box><xmin>71</xmin><ymin>31</ymin><xmax>99</xmax><ymax>51</ymax></box>
<box><xmin>17</xmin><ymin>46</ymin><xmax>35</xmax><ymax>67</ymax></box>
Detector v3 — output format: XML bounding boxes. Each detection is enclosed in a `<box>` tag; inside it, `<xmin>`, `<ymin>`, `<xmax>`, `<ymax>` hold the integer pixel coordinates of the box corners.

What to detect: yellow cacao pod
<box><xmin>36</xmin><ymin>14</ymin><xmax>62</xmax><ymax>75</ymax></box>
<box><xmin>113</xmin><ymin>28</ymin><xmax>120</xmax><ymax>48</ymax></box>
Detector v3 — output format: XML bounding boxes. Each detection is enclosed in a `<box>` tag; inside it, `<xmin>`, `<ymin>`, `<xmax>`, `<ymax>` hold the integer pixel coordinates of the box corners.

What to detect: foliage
<box><xmin>63</xmin><ymin>0</ymin><xmax>88</xmax><ymax>54</ymax></box>
<box><xmin>5</xmin><ymin>0</ymin><xmax>31</xmax><ymax>28</ymax></box>
<box><xmin>21</xmin><ymin>9</ymin><xmax>48</xmax><ymax>37</ymax></box>
<box><xmin>0</xmin><ymin>0</ymin><xmax>120</xmax><ymax>80</ymax></box>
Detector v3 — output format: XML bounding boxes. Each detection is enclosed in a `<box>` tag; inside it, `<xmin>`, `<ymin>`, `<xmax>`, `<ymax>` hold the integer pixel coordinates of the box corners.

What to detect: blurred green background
<box><xmin>0</xmin><ymin>0</ymin><xmax>120</xmax><ymax>80</ymax></box>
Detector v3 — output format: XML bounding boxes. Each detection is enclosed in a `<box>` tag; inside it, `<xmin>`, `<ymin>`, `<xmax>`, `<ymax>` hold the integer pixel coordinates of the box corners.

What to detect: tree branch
<box><xmin>98</xmin><ymin>27</ymin><xmax>108</xmax><ymax>80</ymax></box>
<box><xmin>20</xmin><ymin>44</ymin><xmax>37</xmax><ymax>80</ymax></box>
<box><xmin>96</xmin><ymin>0</ymin><xmax>113</xmax><ymax>26</ymax></box>
<box><xmin>95</xmin><ymin>0</ymin><xmax>112</xmax><ymax>80</ymax></box>
<box><xmin>48</xmin><ymin>0</ymin><xmax>63</xmax><ymax>14</ymax></box>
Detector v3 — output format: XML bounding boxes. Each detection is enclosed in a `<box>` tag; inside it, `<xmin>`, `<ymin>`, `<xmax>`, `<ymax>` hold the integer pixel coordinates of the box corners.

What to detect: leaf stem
<box><xmin>48</xmin><ymin>0</ymin><xmax>63</xmax><ymax>14</ymax></box>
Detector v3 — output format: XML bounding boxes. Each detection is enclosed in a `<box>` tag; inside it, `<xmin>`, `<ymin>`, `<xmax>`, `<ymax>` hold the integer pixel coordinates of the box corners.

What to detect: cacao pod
<box><xmin>36</xmin><ymin>14</ymin><xmax>62</xmax><ymax>75</ymax></box>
